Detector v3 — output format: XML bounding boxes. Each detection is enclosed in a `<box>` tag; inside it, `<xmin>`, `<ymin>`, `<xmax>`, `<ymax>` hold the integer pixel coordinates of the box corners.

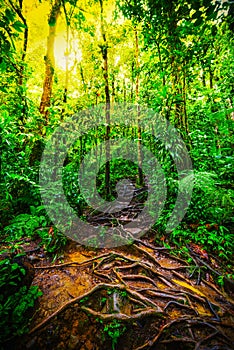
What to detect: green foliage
<box><xmin>0</xmin><ymin>6</ymin><xmax>23</xmax><ymax>72</ymax></box>
<box><xmin>39</xmin><ymin>228</ymin><xmax>67</xmax><ymax>255</ymax></box>
<box><xmin>0</xmin><ymin>108</ymin><xmax>44</xmax><ymax>226</ymax></box>
<box><xmin>0</xmin><ymin>4</ymin><xmax>233</xmax><ymax>350</ymax></box>
<box><xmin>103</xmin><ymin>319</ymin><xmax>126</xmax><ymax>350</ymax></box>
<box><xmin>0</xmin><ymin>0</ymin><xmax>233</xmax><ymax>296</ymax></box>
<box><xmin>0</xmin><ymin>257</ymin><xmax>42</xmax><ymax>344</ymax></box>
<box><xmin>170</xmin><ymin>224</ymin><xmax>233</xmax><ymax>261</ymax></box>
<box><xmin>1</xmin><ymin>206</ymin><xmax>67</xmax><ymax>256</ymax></box>
<box><xmin>2</xmin><ymin>211</ymin><xmax>47</xmax><ymax>241</ymax></box>
<box><xmin>185</xmin><ymin>171</ymin><xmax>234</xmax><ymax>225</ymax></box>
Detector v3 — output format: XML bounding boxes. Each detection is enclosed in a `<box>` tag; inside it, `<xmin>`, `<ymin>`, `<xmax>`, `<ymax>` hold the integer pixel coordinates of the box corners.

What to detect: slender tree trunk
<box><xmin>8</xmin><ymin>0</ymin><xmax>28</xmax><ymax>122</ymax></box>
<box><xmin>63</xmin><ymin>25</ymin><xmax>69</xmax><ymax>105</ymax></box>
<box><xmin>134</xmin><ymin>28</ymin><xmax>143</xmax><ymax>187</ymax></box>
<box><xmin>168</xmin><ymin>4</ymin><xmax>184</xmax><ymax>130</ymax></box>
<box><xmin>61</xmin><ymin>0</ymin><xmax>77</xmax><ymax>116</ymax></box>
<box><xmin>202</xmin><ymin>70</ymin><xmax>206</xmax><ymax>87</ymax></box>
<box><xmin>111</xmin><ymin>76</ymin><xmax>115</xmax><ymax>106</ymax></box>
<box><xmin>99</xmin><ymin>0</ymin><xmax>111</xmax><ymax>198</ymax></box>
<box><xmin>61</xmin><ymin>21</ymin><xmax>69</xmax><ymax>119</ymax></box>
<box><xmin>171</xmin><ymin>54</ymin><xmax>182</xmax><ymax>129</ymax></box>
<box><xmin>39</xmin><ymin>0</ymin><xmax>61</xmax><ymax>121</ymax></box>
<box><xmin>209</xmin><ymin>67</ymin><xmax>213</xmax><ymax>89</ymax></box>
<box><xmin>123</xmin><ymin>78</ymin><xmax>126</xmax><ymax>104</ymax></box>
<box><xmin>130</xmin><ymin>61</ymin><xmax>134</xmax><ymax>102</ymax></box>
<box><xmin>182</xmin><ymin>64</ymin><xmax>189</xmax><ymax>135</ymax></box>
<box><xmin>80</xmin><ymin>63</ymin><xmax>86</xmax><ymax>92</ymax></box>
<box><xmin>156</xmin><ymin>39</ymin><xmax>165</xmax><ymax>86</ymax></box>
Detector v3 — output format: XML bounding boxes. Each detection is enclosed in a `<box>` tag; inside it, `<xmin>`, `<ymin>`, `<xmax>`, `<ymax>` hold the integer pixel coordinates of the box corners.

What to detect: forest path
<box><xmin>15</xmin><ymin>235</ymin><xmax>234</xmax><ymax>350</ymax></box>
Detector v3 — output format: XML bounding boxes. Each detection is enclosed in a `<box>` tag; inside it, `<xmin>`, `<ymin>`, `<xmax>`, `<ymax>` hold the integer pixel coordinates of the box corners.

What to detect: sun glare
<box><xmin>54</xmin><ymin>33</ymin><xmax>82</xmax><ymax>71</ymax></box>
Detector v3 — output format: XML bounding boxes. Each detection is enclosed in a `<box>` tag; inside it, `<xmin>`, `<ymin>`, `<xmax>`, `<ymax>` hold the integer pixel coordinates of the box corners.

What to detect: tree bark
<box><xmin>80</xmin><ymin>63</ymin><xmax>86</xmax><ymax>92</ymax></box>
<box><xmin>156</xmin><ymin>38</ymin><xmax>165</xmax><ymax>87</ymax></box>
<box><xmin>209</xmin><ymin>67</ymin><xmax>213</xmax><ymax>89</ymax></box>
<box><xmin>123</xmin><ymin>78</ymin><xmax>126</xmax><ymax>104</ymax></box>
<box><xmin>39</xmin><ymin>0</ymin><xmax>61</xmax><ymax>121</ymax></box>
<box><xmin>99</xmin><ymin>0</ymin><xmax>111</xmax><ymax>198</ymax></box>
<box><xmin>111</xmin><ymin>76</ymin><xmax>115</xmax><ymax>106</ymax></box>
<box><xmin>135</xmin><ymin>28</ymin><xmax>143</xmax><ymax>187</ymax></box>
<box><xmin>7</xmin><ymin>0</ymin><xmax>28</xmax><ymax>122</ymax></box>
<box><xmin>61</xmin><ymin>0</ymin><xmax>77</xmax><ymax>117</ymax></box>
<box><xmin>182</xmin><ymin>64</ymin><xmax>189</xmax><ymax>136</ymax></box>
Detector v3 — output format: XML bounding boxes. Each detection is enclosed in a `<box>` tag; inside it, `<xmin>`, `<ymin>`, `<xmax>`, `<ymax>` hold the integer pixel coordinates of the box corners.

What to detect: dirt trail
<box><xmin>10</xmin><ymin>236</ymin><xmax>234</xmax><ymax>350</ymax></box>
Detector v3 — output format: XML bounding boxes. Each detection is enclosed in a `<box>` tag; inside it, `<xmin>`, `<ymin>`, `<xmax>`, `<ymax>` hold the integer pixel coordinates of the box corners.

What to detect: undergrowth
<box><xmin>0</xmin><ymin>257</ymin><xmax>42</xmax><ymax>345</ymax></box>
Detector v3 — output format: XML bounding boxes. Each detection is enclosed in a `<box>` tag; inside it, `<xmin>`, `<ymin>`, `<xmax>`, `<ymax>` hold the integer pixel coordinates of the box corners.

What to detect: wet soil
<box><xmin>4</xmin><ymin>235</ymin><xmax>234</xmax><ymax>350</ymax></box>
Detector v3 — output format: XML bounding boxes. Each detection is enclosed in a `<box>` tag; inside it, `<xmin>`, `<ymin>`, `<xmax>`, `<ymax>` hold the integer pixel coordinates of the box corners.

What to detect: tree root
<box><xmin>27</xmin><ymin>239</ymin><xmax>233</xmax><ymax>349</ymax></box>
<box><xmin>194</xmin><ymin>331</ymin><xmax>219</xmax><ymax>350</ymax></box>
<box><xmin>29</xmin><ymin>283</ymin><xmax>124</xmax><ymax>334</ymax></box>
<box><xmin>93</xmin><ymin>252</ymin><xmax>138</xmax><ymax>270</ymax></box>
<box><xmin>121</xmin><ymin>274</ymin><xmax>158</xmax><ymax>287</ymax></box>
<box><xmin>134</xmin><ymin>317</ymin><xmax>232</xmax><ymax>350</ymax></box>
<box><xmin>163</xmin><ymin>300</ymin><xmax>198</xmax><ymax>315</ymax></box>
<box><xmin>132</xmin><ymin>244</ymin><xmax>162</xmax><ymax>267</ymax></box>
<box><xmin>29</xmin><ymin>282</ymin><xmax>163</xmax><ymax>335</ymax></box>
<box><xmin>115</xmin><ymin>261</ymin><xmax>174</xmax><ymax>287</ymax></box>
<box><xmin>138</xmin><ymin>288</ymin><xmax>188</xmax><ymax>304</ymax></box>
<box><xmin>34</xmin><ymin>253</ymin><xmax>110</xmax><ymax>270</ymax></box>
<box><xmin>80</xmin><ymin>306</ymin><xmax>162</xmax><ymax>321</ymax></box>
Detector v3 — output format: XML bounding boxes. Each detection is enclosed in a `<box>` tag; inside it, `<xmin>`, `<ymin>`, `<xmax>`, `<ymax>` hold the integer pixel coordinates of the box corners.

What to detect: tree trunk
<box><xmin>99</xmin><ymin>0</ymin><xmax>111</xmax><ymax>198</ymax></box>
<box><xmin>130</xmin><ymin>61</ymin><xmax>134</xmax><ymax>102</ymax></box>
<box><xmin>62</xmin><ymin>25</ymin><xmax>69</xmax><ymax>105</ymax></box>
<box><xmin>135</xmin><ymin>28</ymin><xmax>143</xmax><ymax>187</ymax></box>
<box><xmin>123</xmin><ymin>78</ymin><xmax>126</xmax><ymax>104</ymax></box>
<box><xmin>39</xmin><ymin>0</ymin><xmax>61</xmax><ymax>121</ymax></box>
<box><xmin>182</xmin><ymin>64</ymin><xmax>189</xmax><ymax>136</ymax></box>
<box><xmin>156</xmin><ymin>39</ymin><xmax>165</xmax><ymax>86</ymax></box>
<box><xmin>111</xmin><ymin>76</ymin><xmax>115</xmax><ymax>105</ymax></box>
<box><xmin>202</xmin><ymin>70</ymin><xmax>206</xmax><ymax>87</ymax></box>
<box><xmin>8</xmin><ymin>0</ymin><xmax>28</xmax><ymax>122</ymax></box>
<box><xmin>167</xmin><ymin>3</ymin><xmax>184</xmax><ymax>131</ymax></box>
<box><xmin>171</xmin><ymin>54</ymin><xmax>182</xmax><ymax>129</ymax></box>
<box><xmin>209</xmin><ymin>67</ymin><xmax>213</xmax><ymax>89</ymax></box>
<box><xmin>61</xmin><ymin>0</ymin><xmax>77</xmax><ymax>117</ymax></box>
<box><xmin>80</xmin><ymin>63</ymin><xmax>86</xmax><ymax>92</ymax></box>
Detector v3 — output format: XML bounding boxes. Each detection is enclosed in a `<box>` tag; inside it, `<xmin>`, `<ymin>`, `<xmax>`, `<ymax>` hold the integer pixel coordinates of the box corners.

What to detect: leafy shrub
<box><xmin>0</xmin><ymin>257</ymin><xmax>42</xmax><ymax>344</ymax></box>
<box><xmin>1</xmin><ymin>206</ymin><xmax>67</xmax><ymax>255</ymax></box>
<box><xmin>171</xmin><ymin>224</ymin><xmax>234</xmax><ymax>261</ymax></box>
<box><xmin>185</xmin><ymin>171</ymin><xmax>234</xmax><ymax>225</ymax></box>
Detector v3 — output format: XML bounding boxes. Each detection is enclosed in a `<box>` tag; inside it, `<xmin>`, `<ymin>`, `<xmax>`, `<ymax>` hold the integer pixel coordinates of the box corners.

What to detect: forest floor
<box><xmin>5</xmin><ymin>229</ymin><xmax>234</xmax><ymax>350</ymax></box>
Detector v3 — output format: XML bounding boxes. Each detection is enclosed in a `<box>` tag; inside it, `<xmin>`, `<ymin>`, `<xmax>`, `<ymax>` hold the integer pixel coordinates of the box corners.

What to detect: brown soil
<box><xmin>3</xmin><ymin>234</ymin><xmax>234</xmax><ymax>350</ymax></box>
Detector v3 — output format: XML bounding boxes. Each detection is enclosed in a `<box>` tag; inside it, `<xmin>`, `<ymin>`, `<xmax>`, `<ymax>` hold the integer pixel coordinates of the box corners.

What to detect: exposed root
<box><xmin>134</xmin><ymin>317</ymin><xmax>232</xmax><ymax>350</ymax></box>
<box><xmin>80</xmin><ymin>306</ymin><xmax>162</xmax><ymax>321</ymax></box>
<box><xmin>29</xmin><ymin>283</ymin><xmax>124</xmax><ymax>334</ymax></box>
<box><xmin>34</xmin><ymin>253</ymin><xmax>110</xmax><ymax>270</ymax></box>
<box><xmin>115</xmin><ymin>261</ymin><xmax>174</xmax><ymax>287</ymax></box>
<box><xmin>26</xmin><ymin>239</ymin><xmax>233</xmax><ymax>350</ymax></box>
<box><xmin>132</xmin><ymin>244</ymin><xmax>161</xmax><ymax>267</ymax></box>
<box><xmin>29</xmin><ymin>282</ymin><xmax>163</xmax><ymax>335</ymax></box>
<box><xmin>93</xmin><ymin>252</ymin><xmax>138</xmax><ymax>270</ymax></box>
<box><xmin>194</xmin><ymin>331</ymin><xmax>219</xmax><ymax>350</ymax></box>
<box><xmin>163</xmin><ymin>300</ymin><xmax>198</xmax><ymax>315</ymax></box>
<box><xmin>121</xmin><ymin>274</ymin><xmax>158</xmax><ymax>287</ymax></box>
